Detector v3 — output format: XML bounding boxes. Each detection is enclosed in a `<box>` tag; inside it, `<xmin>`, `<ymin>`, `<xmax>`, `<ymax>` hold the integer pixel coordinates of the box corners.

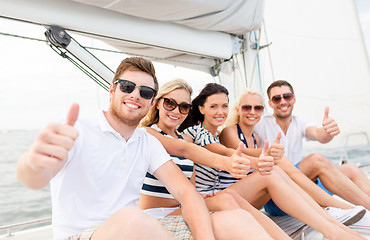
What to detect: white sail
<box><xmin>259</xmin><ymin>0</ymin><xmax>370</xmax><ymax>148</ymax></box>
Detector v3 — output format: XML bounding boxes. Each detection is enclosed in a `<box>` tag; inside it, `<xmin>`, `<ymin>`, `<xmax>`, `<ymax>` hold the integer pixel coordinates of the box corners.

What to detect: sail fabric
<box><xmin>72</xmin><ymin>0</ymin><xmax>264</xmax><ymax>35</ymax></box>
<box><xmin>0</xmin><ymin>0</ymin><xmax>264</xmax><ymax>74</ymax></box>
<box><xmin>70</xmin><ymin>0</ymin><xmax>264</xmax><ymax>74</ymax></box>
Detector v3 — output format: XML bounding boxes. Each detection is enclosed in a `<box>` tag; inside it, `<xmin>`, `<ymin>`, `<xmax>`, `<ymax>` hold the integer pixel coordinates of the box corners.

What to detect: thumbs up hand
<box><xmin>66</xmin><ymin>103</ymin><xmax>79</xmax><ymax>126</ymax></box>
<box><xmin>269</xmin><ymin>132</ymin><xmax>285</xmax><ymax>164</ymax></box>
<box><xmin>322</xmin><ymin>106</ymin><xmax>340</xmax><ymax>137</ymax></box>
<box><xmin>257</xmin><ymin>140</ymin><xmax>274</xmax><ymax>175</ymax></box>
<box><xmin>26</xmin><ymin>104</ymin><xmax>80</xmax><ymax>172</ymax></box>
<box><xmin>227</xmin><ymin>142</ymin><xmax>251</xmax><ymax>179</ymax></box>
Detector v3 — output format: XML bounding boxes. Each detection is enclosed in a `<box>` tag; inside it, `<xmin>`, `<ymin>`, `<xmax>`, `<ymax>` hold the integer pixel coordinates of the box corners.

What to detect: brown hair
<box><xmin>266</xmin><ymin>80</ymin><xmax>294</xmax><ymax>99</ymax></box>
<box><xmin>113</xmin><ymin>57</ymin><xmax>158</xmax><ymax>91</ymax></box>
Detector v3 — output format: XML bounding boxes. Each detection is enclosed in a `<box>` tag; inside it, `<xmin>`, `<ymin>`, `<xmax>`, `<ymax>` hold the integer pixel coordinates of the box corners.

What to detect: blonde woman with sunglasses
<box><xmin>139</xmin><ymin>79</ymin><xmax>290</xmax><ymax>240</ymax></box>
<box><xmin>220</xmin><ymin>88</ymin><xmax>366</xmax><ymax>222</ymax></box>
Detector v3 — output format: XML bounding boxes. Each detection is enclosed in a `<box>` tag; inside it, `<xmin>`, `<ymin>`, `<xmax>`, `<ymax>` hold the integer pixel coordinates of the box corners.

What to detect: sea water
<box><xmin>1</xmin><ymin>129</ymin><xmax>369</xmax><ymax>228</ymax></box>
<box><xmin>0</xmin><ymin>130</ymin><xmax>51</xmax><ymax>227</ymax></box>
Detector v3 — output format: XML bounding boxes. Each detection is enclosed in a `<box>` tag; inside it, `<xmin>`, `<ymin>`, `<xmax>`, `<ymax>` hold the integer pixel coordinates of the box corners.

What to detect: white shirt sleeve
<box><xmin>296</xmin><ymin>116</ymin><xmax>315</xmax><ymax>141</ymax></box>
<box><xmin>146</xmin><ymin>134</ymin><xmax>171</xmax><ymax>175</ymax></box>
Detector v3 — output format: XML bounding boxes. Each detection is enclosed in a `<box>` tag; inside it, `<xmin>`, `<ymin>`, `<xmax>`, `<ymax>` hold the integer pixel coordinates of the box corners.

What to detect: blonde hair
<box><xmin>140</xmin><ymin>79</ymin><xmax>193</xmax><ymax>127</ymax></box>
<box><xmin>224</xmin><ymin>88</ymin><xmax>264</xmax><ymax>127</ymax></box>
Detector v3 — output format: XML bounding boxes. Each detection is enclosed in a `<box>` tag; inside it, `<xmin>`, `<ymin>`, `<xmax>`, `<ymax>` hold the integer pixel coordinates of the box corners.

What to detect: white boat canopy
<box><xmin>0</xmin><ymin>0</ymin><xmax>264</xmax><ymax>74</ymax></box>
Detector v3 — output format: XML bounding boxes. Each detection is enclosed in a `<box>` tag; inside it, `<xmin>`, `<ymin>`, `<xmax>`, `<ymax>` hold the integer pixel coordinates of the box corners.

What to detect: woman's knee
<box><xmin>272</xmin><ymin>165</ymin><xmax>286</xmax><ymax>175</ymax></box>
<box><xmin>215</xmin><ymin>190</ymin><xmax>240</xmax><ymax>209</ymax></box>
<box><xmin>276</xmin><ymin>158</ymin><xmax>295</xmax><ymax>173</ymax></box>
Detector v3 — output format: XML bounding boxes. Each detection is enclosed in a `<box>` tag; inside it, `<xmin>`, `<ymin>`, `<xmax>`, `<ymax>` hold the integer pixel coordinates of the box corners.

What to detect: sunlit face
<box><xmin>109</xmin><ymin>70</ymin><xmax>155</xmax><ymax>126</ymax></box>
<box><xmin>268</xmin><ymin>86</ymin><xmax>296</xmax><ymax>119</ymax></box>
<box><xmin>237</xmin><ymin>94</ymin><xmax>264</xmax><ymax>127</ymax></box>
<box><xmin>157</xmin><ymin>88</ymin><xmax>191</xmax><ymax>130</ymax></box>
<box><xmin>199</xmin><ymin>93</ymin><xmax>229</xmax><ymax>128</ymax></box>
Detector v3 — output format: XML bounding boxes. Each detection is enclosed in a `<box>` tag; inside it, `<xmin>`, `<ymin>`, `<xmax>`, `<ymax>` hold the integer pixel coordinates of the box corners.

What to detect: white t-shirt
<box><xmin>50</xmin><ymin>111</ymin><xmax>170</xmax><ymax>240</ymax></box>
<box><xmin>254</xmin><ymin>114</ymin><xmax>314</xmax><ymax>165</ymax></box>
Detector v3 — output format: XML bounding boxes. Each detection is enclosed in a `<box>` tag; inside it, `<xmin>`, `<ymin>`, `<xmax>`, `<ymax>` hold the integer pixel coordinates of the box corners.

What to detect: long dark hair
<box><xmin>178</xmin><ymin>83</ymin><xmax>228</xmax><ymax>132</ymax></box>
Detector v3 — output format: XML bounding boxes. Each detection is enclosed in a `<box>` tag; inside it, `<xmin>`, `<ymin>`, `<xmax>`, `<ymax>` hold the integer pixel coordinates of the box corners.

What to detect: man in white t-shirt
<box><xmin>17</xmin><ymin>57</ymin><xmax>216</xmax><ymax>240</ymax></box>
<box><xmin>254</xmin><ymin>80</ymin><xmax>370</xmax><ymax>210</ymax></box>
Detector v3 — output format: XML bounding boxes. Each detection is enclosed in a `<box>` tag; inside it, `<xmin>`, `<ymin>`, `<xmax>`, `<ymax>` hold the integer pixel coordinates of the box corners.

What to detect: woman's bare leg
<box><xmin>273</xmin><ymin>166</ymin><xmax>364</xmax><ymax>237</ymax></box>
<box><xmin>211</xmin><ymin>209</ymin><xmax>273</xmax><ymax>240</ymax></box>
<box><xmin>222</xmin><ymin>189</ymin><xmax>291</xmax><ymax>240</ymax></box>
<box><xmin>204</xmin><ymin>191</ymin><xmax>290</xmax><ymax>240</ymax></box>
<box><xmin>278</xmin><ymin>157</ymin><xmax>353</xmax><ymax>209</ymax></box>
<box><xmin>226</xmin><ymin>169</ymin><xmax>365</xmax><ymax>240</ymax></box>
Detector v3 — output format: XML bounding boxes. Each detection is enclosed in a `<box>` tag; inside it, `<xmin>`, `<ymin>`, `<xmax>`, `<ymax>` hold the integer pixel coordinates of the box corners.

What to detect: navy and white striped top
<box><xmin>141</xmin><ymin>124</ymin><xmax>194</xmax><ymax>199</ymax></box>
<box><xmin>183</xmin><ymin>124</ymin><xmax>238</xmax><ymax>194</ymax></box>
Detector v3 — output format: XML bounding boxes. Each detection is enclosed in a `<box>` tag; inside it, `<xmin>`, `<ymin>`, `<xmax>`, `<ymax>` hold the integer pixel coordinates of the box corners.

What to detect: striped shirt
<box><xmin>183</xmin><ymin>124</ymin><xmax>238</xmax><ymax>194</ymax></box>
<box><xmin>141</xmin><ymin>124</ymin><xmax>194</xmax><ymax>199</ymax></box>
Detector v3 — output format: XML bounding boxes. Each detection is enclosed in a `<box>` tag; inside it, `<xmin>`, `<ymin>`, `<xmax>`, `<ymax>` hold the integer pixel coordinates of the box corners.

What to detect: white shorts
<box><xmin>143</xmin><ymin>206</ymin><xmax>181</xmax><ymax>219</ymax></box>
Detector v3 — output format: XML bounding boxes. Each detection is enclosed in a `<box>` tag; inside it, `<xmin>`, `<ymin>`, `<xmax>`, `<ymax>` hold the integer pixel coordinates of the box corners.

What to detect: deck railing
<box><xmin>0</xmin><ymin>217</ymin><xmax>51</xmax><ymax>237</ymax></box>
<box><xmin>339</xmin><ymin>132</ymin><xmax>370</xmax><ymax>166</ymax></box>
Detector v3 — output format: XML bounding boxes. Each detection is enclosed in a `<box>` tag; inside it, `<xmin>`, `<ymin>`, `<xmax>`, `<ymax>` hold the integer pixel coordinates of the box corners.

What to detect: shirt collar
<box><xmin>96</xmin><ymin>110</ymin><xmax>145</xmax><ymax>141</ymax></box>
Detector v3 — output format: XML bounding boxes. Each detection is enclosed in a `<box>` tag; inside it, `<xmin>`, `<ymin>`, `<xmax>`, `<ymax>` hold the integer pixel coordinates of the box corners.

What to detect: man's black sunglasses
<box><xmin>114</xmin><ymin>79</ymin><xmax>157</xmax><ymax>100</ymax></box>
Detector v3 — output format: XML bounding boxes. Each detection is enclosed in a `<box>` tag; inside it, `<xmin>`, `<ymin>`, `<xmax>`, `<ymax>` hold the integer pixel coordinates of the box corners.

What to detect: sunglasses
<box><xmin>241</xmin><ymin>105</ymin><xmax>264</xmax><ymax>113</ymax></box>
<box><xmin>114</xmin><ymin>79</ymin><xmax>157</xmax><ymax>100</ymax></box>
<box><xmin>270</xmin><ymin>93</ymin><xmax>294</xmax><ymax>104</ymax></box>
<box><xmin>160</xmin><ymin>97</ymin><xmax>192</xmax><ymax>115</ymax></box>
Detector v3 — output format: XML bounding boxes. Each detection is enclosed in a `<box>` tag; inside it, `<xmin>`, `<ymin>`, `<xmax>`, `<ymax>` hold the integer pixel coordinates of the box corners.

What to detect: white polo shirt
<box><xmin>254</xmin><ymin>114</ymin><xmax>314</xmax><ymax>165</ymax></box>
<box><xmin>50</xmin><ymin>111</ymin><xmax>170</xmax><ymax>240</ymax></box>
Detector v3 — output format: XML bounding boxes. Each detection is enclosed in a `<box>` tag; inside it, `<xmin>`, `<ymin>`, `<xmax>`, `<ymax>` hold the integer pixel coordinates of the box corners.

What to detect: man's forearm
<box><xmin>181</xmin><ymin>188</ymin><xmax>215</xmax><ymax>239</ymax></box>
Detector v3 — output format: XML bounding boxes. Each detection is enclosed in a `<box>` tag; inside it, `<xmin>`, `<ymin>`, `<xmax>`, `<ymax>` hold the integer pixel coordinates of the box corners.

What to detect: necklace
<box><xmin>202</xmin><ymin>122</ymin><xmax>219</xmax><ymax>141</ymax></box>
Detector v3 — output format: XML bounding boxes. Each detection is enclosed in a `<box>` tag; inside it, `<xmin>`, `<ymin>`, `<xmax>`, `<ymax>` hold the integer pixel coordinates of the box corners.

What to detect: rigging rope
<box><xmin>0</xmin><ymin>31</ymin><xmax>213</xmax><ymax>68</ymax></box>
<box><xmin>48</xmin><ymin>44</ymin><xmax>110</xmax><ymax>91</ymax></box>
<box><xmin>248</xmin><ymin>28</ymin><xmax>262</xmax><ymax>88</ymax></box>
<box><xmin>0</xmin><ymin>31</ymin><xmax>47</xmax><ymax>43</ymax></box>
<box><xmin>262</xmin><ymin>20</ymin><xmax>276</xmax><ymax>83</ymax></box>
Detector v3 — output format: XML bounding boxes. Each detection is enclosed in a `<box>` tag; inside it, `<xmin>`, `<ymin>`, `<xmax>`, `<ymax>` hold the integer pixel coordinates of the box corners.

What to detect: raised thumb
<box><xmin>236</xmin><ymin>142</ymin><xmax>244</xmax><ymax>156</ymax></box>
<box><xmin>323</xmin><ymin>106</ymin><xmax>329</xmax><ymax>121</ymax></box>
<box><xmin>66</xmin><ymin>103</ymin><xmax>79</xmax><ymax>126</ymax></box>
<box><xmin>274</xmin><ymin>132</ymin><xmax>281</xmax><ymax>144</ymax></box>
<box><xmin>262</xmin><ymin>140</ymin><xmax>269</xmax><ymax>156</ymax></box>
